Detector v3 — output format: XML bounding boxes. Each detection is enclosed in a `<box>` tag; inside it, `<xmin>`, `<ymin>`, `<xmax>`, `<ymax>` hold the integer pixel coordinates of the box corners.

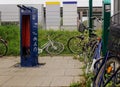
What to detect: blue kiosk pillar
<box><xmin>18</xmin><ymin>5</ymin><xmax>39</xmax><ymax>67</ymax></box>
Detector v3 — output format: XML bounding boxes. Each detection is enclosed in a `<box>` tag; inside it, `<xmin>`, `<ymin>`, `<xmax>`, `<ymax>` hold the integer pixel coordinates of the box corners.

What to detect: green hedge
<box><xmin>0</xmin><ymin>25</ymin><xmax>20</xmax><ymax>56</ymax></box>
<box><xmin>0</xmin><ymin>25</ymin><xmax>102</xmax><ymax>56</ymax></box>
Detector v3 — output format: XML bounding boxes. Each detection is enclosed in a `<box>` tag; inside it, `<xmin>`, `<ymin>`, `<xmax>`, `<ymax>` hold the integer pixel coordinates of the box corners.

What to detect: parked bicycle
<box><xmin>0</xmin><ymin>37</ymin><xmax>8</xmax><ymax>57</ymax></box>
<box><xmin>67</xmin><ymin>21</ymin><xmax>97</xmax><ymax>56</ymax></box>
<box><xmin>92</xmin><ymin>12</ymin><xmax>120</xmax><ymax>87</ymax></box>
<box><xmin>86</xmin><ymin>37</ymin><xmax>102</xmax><ymax>74</ymax></box>
<box><xmin>85</xmin><ymin>17</ymin><xmax>103</xmax><ymax>74</ymax></box>
<box><xmin>38</xmin><ymin>34</ymin><xmax>64</xmax><ymax>55</ymax></box>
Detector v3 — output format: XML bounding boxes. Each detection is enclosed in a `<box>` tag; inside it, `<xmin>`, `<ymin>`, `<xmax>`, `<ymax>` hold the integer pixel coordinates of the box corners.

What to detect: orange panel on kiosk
<box><xmin>22</xmin><ymin>15</ymin><xmax>30</xmax><ymax>48</ymax></box>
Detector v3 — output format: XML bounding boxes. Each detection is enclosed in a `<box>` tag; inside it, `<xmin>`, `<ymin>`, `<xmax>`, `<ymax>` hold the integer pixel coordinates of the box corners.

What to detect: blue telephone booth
<box><xmin>17</xmin><ymin>5</ymin><xmax>39</xmax><ymax>67</ymax></box>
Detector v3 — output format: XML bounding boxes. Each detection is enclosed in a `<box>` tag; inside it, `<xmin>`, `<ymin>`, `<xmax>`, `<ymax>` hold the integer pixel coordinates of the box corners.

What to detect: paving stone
<box><xmin>63</xmin><ymin>64</ymin><xmax>75</xmax><ymax>69</ymax></box>
<box><xmin>0</xmin><ymin>76</ymin><xmax>13</xmax><ymax>86</ymax></box>
<box><xmin>39</xmin><ymin>76</ymin><xmax>53</xmax><ymax>86</ymax></box>
<box><xmin>2</xmin><ymin>76</ymin><xmax>31</xmax><ymax>87</ymax></box>
<box><xmin>50</xmin><ymin>76</ymin><xmax>74</xmax><ymax>86</ymax></box>
<box><xmin>26</xmin><ymin>68</ymin><xmax>48</xmax><ymax>76</ymax></box>
<box><xmin>0</xmin><ymin>56</ymin><xmax>84</xmax><ymax>87</ymax></box>
<box><xmin>74</xmin><ymin>62</ymin><xmax>85</xmax><ymax>69</ymax></box>
<box><xmin>65</xmin><ymin>69</ymin><xmax>83</xmax><ymax>76</ymax></box>
<box><xmin>0</xmin><ymin>68</ymin><xmax>16</xmax><ymax>76</ymax></box>
<box><xmin>46</xmin><ymin>69</ymin><xmax>65</xmax><ymax>76</ymax></box>
<box><xmin>25</xmin><ymin>76</ymin><xmax>44</xmax><ymax>87</ymax></box>
<box><xmin>0</xmin><ymin>60</ymin><xmax>16</xmax><ymax>68</ymax></box>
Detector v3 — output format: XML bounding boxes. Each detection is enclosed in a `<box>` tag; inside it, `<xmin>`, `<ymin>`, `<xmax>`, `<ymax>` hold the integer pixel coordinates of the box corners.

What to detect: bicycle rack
<box><xmin>17</xmin><ymin>5</ymin><xmax>39</xmax><ymax>67</ymax></box>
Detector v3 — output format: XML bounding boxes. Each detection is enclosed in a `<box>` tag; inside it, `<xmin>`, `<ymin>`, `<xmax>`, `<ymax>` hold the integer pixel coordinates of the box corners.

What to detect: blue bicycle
<box><xmin>93</xmin><ymin>12</ymin><xmax>120</xmax><ymax>87</ymax></box>
<box><xmin>85</xmin><ymin>17</ymin><xmax>103</xmax><ymax>74</ymax></box>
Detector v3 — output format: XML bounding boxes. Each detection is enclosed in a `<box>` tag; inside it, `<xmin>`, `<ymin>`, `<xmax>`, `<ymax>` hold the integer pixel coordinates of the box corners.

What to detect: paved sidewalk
<box><xmin>0</xmin><ymin>56</ymin><xmax>84</xmax><ymax>87</ymax></box>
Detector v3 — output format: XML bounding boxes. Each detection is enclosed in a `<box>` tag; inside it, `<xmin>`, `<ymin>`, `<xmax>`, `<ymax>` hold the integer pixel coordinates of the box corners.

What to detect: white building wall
<box><xmin>0</xmin><ymin>5</ymin><xmax>19</xmax><ymax>22</ymax></box>
<box><xmin>46</xmin><ymin>2</ymin><xmax>60</xmax><ymax>30</ymax></box>
<box><xmin>0</xmin><ymin>4</ymin><xmax>44</xmax><ymax>26</ymax></box>
<box><xmin>62</xmin><ymin>1</ymin><xmax>77</xmax><ymax>30</ymax></box>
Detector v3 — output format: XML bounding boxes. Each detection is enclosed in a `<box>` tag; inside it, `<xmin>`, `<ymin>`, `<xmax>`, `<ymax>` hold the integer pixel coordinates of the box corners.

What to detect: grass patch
<box><xmin>70</xmin><ymin>82</ymin><xmax>82</xmax><ymax>87</ymax></box>
<box><xmin>0</xmin><ymin>25</ymin><xmax>102</xmax><ymax>56</ymax></box>
<box><xmin>0</xmin><ymin>25</ymin><xmax>80</xmax><ymax>56</ymax></box>
<box><xmin>0</xmin><ymin>25</ymin><xmax>20</xmax><ymax>56</ymax></box>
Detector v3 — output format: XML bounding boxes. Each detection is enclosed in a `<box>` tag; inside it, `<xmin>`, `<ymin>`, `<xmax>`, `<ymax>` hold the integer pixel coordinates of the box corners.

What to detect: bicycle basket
<box><xmin>108</xmin><ymin>12</ymin><xmax>120</xmax><ymax>54</ymax></box>
<box><xmin>78</xmin><ymin>23</ymin><xmax>86</xmax><ymax>32</ymax></box>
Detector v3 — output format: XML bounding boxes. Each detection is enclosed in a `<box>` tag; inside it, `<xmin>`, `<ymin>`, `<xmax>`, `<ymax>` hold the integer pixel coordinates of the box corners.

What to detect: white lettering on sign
<box><xmin>33</xmin><ymin>42</ymin><xmax>37</xmax><ymax>46</ymax></box>
<box><xmin>32</xmin><ymin>14</ymin><xmax>36</xmax><ymax>20</ymax></box>
<box><xmin>34</xmin><ymin>23</ymin><xmax>38</xmax><ymax>26</ymax></box>
<box><xmin>32</xmin><ymin>32</ymin><xmax>37</xmax><ymax>35</ymax></box>
<box><xmin>32</xmin><ymin>31</ymin><xmax>38</xmax><ymax>52</ymax></box>
<box><xmin>33</xmin><ymin>47</ymin><xmax>37</xmax><ymax>52</ymax></box>
<box><xmin>105</xmin><ymin>5</ymin><xmax>111</xmax><ymax>12</ymax></box>
<box><xmin>33</xmin><ymin>37</ymin><xmax>37</xmax><ymax>41</ymax></box>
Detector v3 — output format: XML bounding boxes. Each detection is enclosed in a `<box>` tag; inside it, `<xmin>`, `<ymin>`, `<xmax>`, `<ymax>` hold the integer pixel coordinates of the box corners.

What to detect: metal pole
<box><xmin>89</xmin><ymin>0</ymin><xmax>93</xmax><ymax>37</ymax></box>
<box><xmin>102</xmin><ymin>0</ymin><xmax>111</xmax><ymax>56</ymax></box>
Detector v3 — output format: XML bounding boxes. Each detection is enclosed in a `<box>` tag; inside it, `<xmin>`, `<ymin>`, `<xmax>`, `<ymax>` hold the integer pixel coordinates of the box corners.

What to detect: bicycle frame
<box><xmin>94</xmin><ymin>51</ymin><xmax>120</xmax><ymax>87</ymax></box>
<box><xmin>0</xmin><ymin>38</ymin><xmax>7</xmax><ymax>45</ymax></box>
<box><xmin>38</xmin><ymin>37</ymin><xmax>54</xmax><ymax>54</ymax></box>
<box><xmin>97</xmin><ymin>51</ymin><xmax>109</xmax><ymax>87</ymax></box>
<box><xmin>103</xmin><ymin>66</ymin><xmax>120</xmax><ymax>87</ymax></box>
<box><xmin>0</xmin><ymin>38</ymin><xmax>8</xmax><ymax>57</ymax></box>
<box><xmin>99</xmin><ymin>53</ymin><xmax>120</xmax><ymax>87</ymax></box>
<box><xmin>38</xmin><ymin>34</ymin><xmax>64</xmax><ymax>55</ymax></box>
<box><xmin>93</xmin><ymin>51</ymin><xmax>109</xmax><ymax>87</ymax></box>
<box><xmin>89</xmin><ymin>39</ymin><xmax>102</xmax><ymax>72</ymax></box>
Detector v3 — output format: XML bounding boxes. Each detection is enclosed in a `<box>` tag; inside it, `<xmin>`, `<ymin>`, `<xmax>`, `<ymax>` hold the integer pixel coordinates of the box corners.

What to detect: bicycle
<box><xmin>93</xmin><ymin>53</ymin><xmax>120</xmax><ymax>87</ymax></box>
<box><xmin>86</xmin><ymin>17</ymin><xmax>103</xmax><ymax>74</ymax></box>
<box><xmin>67</xmin><ymin>21</ymin><xmax>97</xmax><ymax>55</ymax></box>
<box><xmin>38</xmin><ymin>34</ymin><xmax>64</xmax><ymax>55</ymax></box>
<box><xmin>86</xmin><ymin>37</ymin><xmax>102</xmax><ymax>74</ymax></box>
<box><xmin>93</xmin><ymin>12</ymin><xmax>120</xmax><ymax>87</ymax></box>
<box><xmin>0</xmin><ymin>37</ymin><xmax>8</xmax><ymax>57</ymax></box>
<box><xmin>66</xmin><ymin>19</ymin><xmax>101</xmax><ymax>75</ymax></box>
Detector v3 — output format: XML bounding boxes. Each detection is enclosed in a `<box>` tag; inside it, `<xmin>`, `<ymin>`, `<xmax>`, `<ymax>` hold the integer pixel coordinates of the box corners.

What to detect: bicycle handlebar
<box><xmin>91</xmin><ymin>16</ymin><xmax>103</xmax><ymax>24</ymax></box>
<box><xmin>17</xmin><ymin>5</ymin><xmax>32</xmax><ymax>12</ymax></box>
<box><xmin>17</xmin><ymin>5</ymin><xmax>26</xmax><ymax>10</ymax></box>
<box><xmin>22</xmin><ymin>5</ymin><xmax>32</xmax><ymax>12</ymax></box>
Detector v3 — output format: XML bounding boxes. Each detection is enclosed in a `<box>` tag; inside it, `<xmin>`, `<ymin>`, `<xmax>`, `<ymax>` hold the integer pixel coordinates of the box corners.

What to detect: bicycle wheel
<box><xmin>94</xmin><ymin>56</ymin><xmax>120</xmax><ymax>87</ymax></box>
<box><xmin>84</xmin><ymin>40</ymin><xmax>98</xmax><ymax>74</ymax></box>
<box><xmin>0</xmin><ymin>39</ymin><xmax>8</xmax><ymax>57</ymax></box>
<box><xmin>93</xmin><ymin>58</ymin><xmax>104</xmax><ymax>75</ymax></box>
<box><xmin>86</xmin><ymin>39</ymin><xmax>98</xmax><ymax>61</ymax></box>
<box><xmin>67</xmin><ymin>36</ymin><xmax>84</xmax><ymax>54</ymax></box>
<box><xmin>88</xmin><ymin>39</ymin><xmax>98</xmax><ymax>58</ymax></box>
<box><xmin>46</xmin><ymin>41</ymin><xmax>64</xmax><ymax>55</ymax></box>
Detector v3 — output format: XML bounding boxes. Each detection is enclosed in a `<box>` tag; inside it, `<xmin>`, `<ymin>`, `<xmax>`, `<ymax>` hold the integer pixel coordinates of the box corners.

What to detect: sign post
<box><xmin>18</xmin><ymin>5</ymin><xmax>39</xmax><ymax>67</ymax></box>
<box><xmin>102</xmin><ymin>0</ymin><xmax>111</xmax><ymax>56</ymax></box>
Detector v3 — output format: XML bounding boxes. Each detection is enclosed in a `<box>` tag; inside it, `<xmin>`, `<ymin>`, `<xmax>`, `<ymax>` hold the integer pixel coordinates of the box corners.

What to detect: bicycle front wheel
<box><xmin>0</xmin><ymin>39</ymin><xmax>8</xmax><ymax>57</ymax></box>
<box><xmin>67</xmin><ymin>36</ymin><xmax>84</xmax><ymax>54</ymax></box>
<box><xmin>94</xmin><ymin>56</ymin><xmax>120</xmax><ymax>87</ymax></box>
<box><xmin>46</xmin><ymin>41</ymin><xmax>64</xmax><ymax>55</ymax></box>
